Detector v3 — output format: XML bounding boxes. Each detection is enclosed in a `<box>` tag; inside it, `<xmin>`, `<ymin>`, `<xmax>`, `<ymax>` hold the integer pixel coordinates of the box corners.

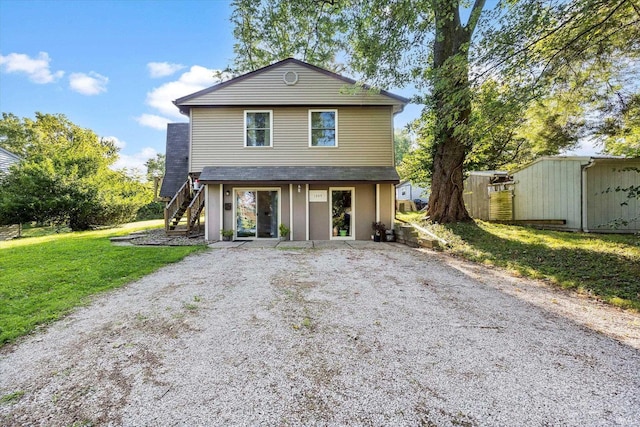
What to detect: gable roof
<box><xmin>174</xmin><ymin>58</ymin><xmax>410</xmax><ymax>114</ymax></box>
<box><xmin>159</xmin><ymin>123</ymin><xmax>190</xmax><ymax>198</ymax></box>
<box><xmin>0</xmin><ymin>146</ymin><xmax>21</xmax><ymax>174</ymax></box>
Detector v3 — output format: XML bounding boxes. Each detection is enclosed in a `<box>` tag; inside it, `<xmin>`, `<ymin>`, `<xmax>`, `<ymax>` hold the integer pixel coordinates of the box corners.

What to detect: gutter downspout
<box><xmin>581</xmin><ymin>158</ymin><xmax>596</xmax><ymax>233</ymax></box>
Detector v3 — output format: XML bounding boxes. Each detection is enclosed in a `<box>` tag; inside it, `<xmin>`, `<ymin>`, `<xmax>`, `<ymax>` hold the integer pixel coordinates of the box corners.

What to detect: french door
<box><xmin>235</xmin><ymin>189</ymin><xmax>279</xmax><ymax>239</ymax></box>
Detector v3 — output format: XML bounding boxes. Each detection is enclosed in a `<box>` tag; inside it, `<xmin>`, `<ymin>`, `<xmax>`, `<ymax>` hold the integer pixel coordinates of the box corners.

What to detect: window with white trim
<box><xmin>309</xmin><ymin>110</ymin><xmax>337</xmax><ymax>147</ymax></box>
<box><xmin>244</xmin><ymin>110</ymin><xmax>273</xmax><ymax>147</ymax></box>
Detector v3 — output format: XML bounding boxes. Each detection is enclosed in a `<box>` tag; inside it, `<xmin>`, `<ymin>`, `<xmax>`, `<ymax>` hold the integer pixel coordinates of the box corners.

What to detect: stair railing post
<box><xmin>164</xmin><ymin>204</ymin><xmax>170</xmax><ymax>231</ymax></box>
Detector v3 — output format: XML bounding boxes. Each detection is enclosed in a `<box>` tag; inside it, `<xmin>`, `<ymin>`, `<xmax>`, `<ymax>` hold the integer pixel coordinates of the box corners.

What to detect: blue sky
<box><xmin>1</xmin><ymin>0</ymin><xmax>594</xmax><ymax>174</ymax></box>
<box><xmin>0</xmin><ymin>0</ymin><xmax>422</xmax><ymax>173</ymax></box>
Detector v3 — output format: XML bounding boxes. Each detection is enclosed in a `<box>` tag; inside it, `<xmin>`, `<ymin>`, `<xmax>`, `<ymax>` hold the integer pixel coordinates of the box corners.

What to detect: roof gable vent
<box><xmin>283</xmin><ymin>70</ymin><xmax>298</xmax><ymax>85</ymax></box>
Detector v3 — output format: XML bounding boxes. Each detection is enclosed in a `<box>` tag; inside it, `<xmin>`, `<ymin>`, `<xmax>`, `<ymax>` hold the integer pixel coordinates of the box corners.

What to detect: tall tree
<box><xmin>231</xmin><ymin>0</ymin><xmax>485</xmax><ymax>222</ymax></box>
<box><xmin>230</xmin><ymin>0</ymin><xmax>639</xmax><ymax>222</ymax></box>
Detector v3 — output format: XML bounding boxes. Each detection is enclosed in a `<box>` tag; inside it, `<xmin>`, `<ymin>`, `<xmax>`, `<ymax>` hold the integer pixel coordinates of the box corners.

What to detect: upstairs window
<box><xmin>245</xmin><ymin>111</ymin><xmax>272</xmax><ymax>147</ymax></box>
<box><xmin>309</xmin><ymin>110</ymin><xmax>338</xmax><ymax>147</ymax></box>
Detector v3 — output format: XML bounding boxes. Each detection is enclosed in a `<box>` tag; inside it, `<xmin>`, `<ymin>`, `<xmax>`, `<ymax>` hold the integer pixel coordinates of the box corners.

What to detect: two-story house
<box><xmin>160</xmin><ymin>58</ymin><xmax>408</xmax><ymax>241</ymax></box>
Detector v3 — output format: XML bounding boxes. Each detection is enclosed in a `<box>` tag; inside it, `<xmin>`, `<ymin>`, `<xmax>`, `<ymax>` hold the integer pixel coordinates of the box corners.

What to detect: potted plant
<box><xmin>220</xmin><ymin>229</ymin><xmax>234</xmax><ymax>241</ymax></box>
<box><xmin>371</xmin><ymin>222</ymin><xmax>387</xmax><ymax>242</ymax></box>
<box><xmin>279</xmin><ymin>223</ymin><xmax>290</xmax><ymax>240</ymax></box>
<box><xmin>332</xmin><ymin>214</ymin><xmax>344</xmax><ymax>236</ymax></box>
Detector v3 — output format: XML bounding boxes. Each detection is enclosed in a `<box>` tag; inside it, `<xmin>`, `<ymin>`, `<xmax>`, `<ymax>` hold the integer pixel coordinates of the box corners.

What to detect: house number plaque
<box><xmin>309</xmin><ymin>190</ymin><xmax>327</xmax><ymax>202</ymax></box>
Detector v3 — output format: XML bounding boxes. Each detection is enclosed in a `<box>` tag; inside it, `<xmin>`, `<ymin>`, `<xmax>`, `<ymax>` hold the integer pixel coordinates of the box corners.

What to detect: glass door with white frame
<box><xmin>330</xmin><ymin>188</ymin><xmax>354</xmax><ymax>239</ymax></box>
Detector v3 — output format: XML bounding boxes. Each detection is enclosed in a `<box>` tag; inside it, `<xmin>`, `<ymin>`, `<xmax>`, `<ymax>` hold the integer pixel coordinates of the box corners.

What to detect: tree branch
<box><xmin>465</xmin><ymin>0</ymin><xmax>487</xmax><ymax>35</ymax></box>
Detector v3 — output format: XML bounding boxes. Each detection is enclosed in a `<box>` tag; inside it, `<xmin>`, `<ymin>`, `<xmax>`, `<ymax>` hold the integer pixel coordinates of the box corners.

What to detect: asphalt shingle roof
<box><xmin>159</xmin><ymin>123</ymin><xmax>189</xmax><ymax>198</ymax></box>
<box><xmin>199</xmin><ymin>166</ymin><xmax>400</xmax><ymax>183</ymax></box>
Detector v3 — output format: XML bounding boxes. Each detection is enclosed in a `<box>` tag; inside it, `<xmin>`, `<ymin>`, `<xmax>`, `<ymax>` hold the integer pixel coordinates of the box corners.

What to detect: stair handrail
<box><xmin>164</xmin><ymin>180</ymin><xmax>191</xmax><ymax>231</ymax></box>
<box><xmin>186</xmin><ymin>186</ymin><xmax>205</xmax><ymax>231</ymax></box>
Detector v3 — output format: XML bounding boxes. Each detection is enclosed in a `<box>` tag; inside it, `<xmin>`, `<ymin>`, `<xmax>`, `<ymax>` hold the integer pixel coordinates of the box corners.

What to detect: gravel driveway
<box><xmin>1</xmin><ymin>242</ymin><xmax>639</xmax><ymax>426</ymax></box>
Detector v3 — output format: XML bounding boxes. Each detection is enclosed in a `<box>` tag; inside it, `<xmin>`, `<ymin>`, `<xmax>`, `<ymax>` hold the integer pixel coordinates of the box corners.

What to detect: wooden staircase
<box><xmin>164</xmin><ymin>180</ymin><xmax>205</xmax><ymax>236</ymax></box>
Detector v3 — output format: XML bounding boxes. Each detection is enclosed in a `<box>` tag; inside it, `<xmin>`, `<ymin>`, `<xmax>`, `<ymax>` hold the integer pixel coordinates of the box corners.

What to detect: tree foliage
<box><xmin>145</xmin><ymin>153</ymin><xmax>166</xmax><ymax>182</ymax></box>
<box><xmin>597</xmin><ymin>92</ymin><xmax>640</xmax><ymax>157</ymax></box>
<box><xmin>230</xmin><ymin>0</ymin><xmax>639</xmax><ymax>222</ymax></box>
<box><xmin>0</xmin><ymin>113</ymin><xmax>151</xmax><ymax>230</ymax></box>
<box><xmin>229</xmin><ymin>0</ymin><xmax>346</xmax><ymax>73</ymax></box>
<box><xmin>478</xmin><ymin>0</ymin><xmax>640</xmax><ymax>155</ymax></box>
<box><xmin>394</xmin><ymin>130</ymin><xmax>412</xmax><ymax>167</ymax></box>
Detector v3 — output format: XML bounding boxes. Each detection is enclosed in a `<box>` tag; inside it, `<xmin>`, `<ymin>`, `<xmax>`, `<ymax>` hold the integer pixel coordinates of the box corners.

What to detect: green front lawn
<box><xmin>0</xmin><ymin>221</ymin><xmax>207</xmax><ymax>345</ymax></box>
<box><xmin>397</xmin><ymin>213</ymin><xmax>640</xmax><ymax>311</ymax></box>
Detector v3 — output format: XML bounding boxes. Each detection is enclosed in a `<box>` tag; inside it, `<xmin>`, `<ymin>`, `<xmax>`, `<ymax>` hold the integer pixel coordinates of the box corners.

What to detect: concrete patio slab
<box><xmin>311</xmin><ymin>240</ymin><xmax>351</xmax><ymax>249</ymax></box>
<box><xmin>240</xmin><ymin>240</ymin><xmax>280</xmax><ymax>248</ymax></box>
<box><xmin>276</xmin><ymin>240</ymin><xmax>313</xmax><ymax>249</ymax></box>
<box><xmin>208</xmin><ymin>241</ymin><xmax>246</xmax><ymax>249</ymax></box>
<box><xmin>346</xmin><ymin>240</ymin><xmax>396</xmax><ymax>250</ymax></box>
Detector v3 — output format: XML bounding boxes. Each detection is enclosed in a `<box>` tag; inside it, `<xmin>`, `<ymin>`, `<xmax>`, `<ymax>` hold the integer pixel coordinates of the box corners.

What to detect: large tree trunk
<box><xmin>427</xmin><ymin>0</ymin><xmax>481</xmax><ymax>223</ymax></box>
<box><xmin>429</xmin><ymin>132</ymin><xmax>469</xmax><ymax>222</ymax></box>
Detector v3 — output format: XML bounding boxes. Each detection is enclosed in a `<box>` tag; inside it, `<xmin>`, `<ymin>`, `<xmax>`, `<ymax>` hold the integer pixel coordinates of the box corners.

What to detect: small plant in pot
<box><xmin>220</xmin><ymin>229</ymin><xmax>234</xmax><ymax>241</ymax></box>
<box><xmin>371</xmin><ymin>222</ymin><xmax>387</xmax><ymax>242</ymax></box>
<box><xmin>279</xmin><ymin>223</ymin><xmax>290</xmax><ymax>241</ymax></box>
<box><xmin>332</xmin><ymin>214</ymin><xmax>344</xmax><ymax>236</ymax></box>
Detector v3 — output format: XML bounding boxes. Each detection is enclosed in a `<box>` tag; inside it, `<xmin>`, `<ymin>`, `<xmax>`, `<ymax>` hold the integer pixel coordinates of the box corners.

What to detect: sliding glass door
<box><xmin>235</xmin><ymin>189</ymin><xmax>279</xmax><ymax>239</ymax></box>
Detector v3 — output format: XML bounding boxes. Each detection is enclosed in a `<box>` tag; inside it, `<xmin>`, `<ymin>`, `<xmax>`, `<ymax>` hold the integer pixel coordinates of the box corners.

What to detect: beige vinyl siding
<box><xmin>355</xmin><ymin>185</ymin><xmax>375</xmax><ymax>239</ymax></box>
<box><xmin>291</xmin><ymin>185</ymin><xmax>307</xmax><ymax>241</ymax></box>
<box><xmin>181</xmin><ymin>62</ymin><xmax>401</xmax><ymax>109</ymax></box>
<box><xmin>309</xmin><ymin>185</ymin><xmax>330</xmax><ymax>240</ymax></box>
<box><xmin>513</xmin><ymin>158</ymin><xmax>588</xmax><ymax>230</ymax></box>
<box><xmin>206</xmin><ymin>184</ymin><xmax>222</xmax><ymax>241</ymax></box>
<box><xmin>190</xmin><ymin>106</ymin><xmax>393</xmax><ymax>171</ymax></box>
<box><xmin>377</xmin><ymin>184</ymin><xmax>393</xmax><ymax>230</ymax></box>
<box><xmin>586</xmin><ymin>160</ymin><xmax>640</xmax><ymax>233</ymax></box>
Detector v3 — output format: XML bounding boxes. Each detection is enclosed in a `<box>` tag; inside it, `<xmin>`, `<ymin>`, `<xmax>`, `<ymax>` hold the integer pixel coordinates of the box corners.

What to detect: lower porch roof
<box><xmin>198</xmin><ymin>166</ymin><xmax>400</xmax><ymax>184</ymax></box>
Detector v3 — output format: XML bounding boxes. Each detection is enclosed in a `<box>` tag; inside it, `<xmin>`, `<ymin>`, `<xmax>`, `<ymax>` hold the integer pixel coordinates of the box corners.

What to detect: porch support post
<box><xmin>390</xmin><ymin>183</ymin><xmax>396</xmax><ymax>230</ymax></box>
<box><xmin>289</xmin><ymin>184</ymin><xmax>293</xmax><ymax>240</ymax></box>
<box><xmin>376</xmin><ymin>183</ymin><xmax>381</xmax><ymax>223</ymax></box>
<box><xmin>219</xmin><ymin>184</ymin><xmax>224</xmax><ymax>239</ymax></box>
<box><xmin>305</xmin><ymin>184</ymin><xmax>310</xmax><ymax>241</ymax></box>
<box><xmin>204</xmin><ymin>185</ymin><xmax>209</xmax><ymax>241</ymax></box>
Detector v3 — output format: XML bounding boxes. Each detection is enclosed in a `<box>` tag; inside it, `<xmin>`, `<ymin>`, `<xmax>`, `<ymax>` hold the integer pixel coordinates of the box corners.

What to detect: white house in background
<box><xmin>0</xmin><ymin>147</ymin><xmax>22</xmax><ymax>241</ymax></box>
<box><xmin>0</xmin><ymin>146</ymin><xmax>20</xmax><ymax>174</ymax></box>
<box><xmin>396</xmin><ymin>180</ymin><xmax>429</xmax><ymax>202</ymax></box>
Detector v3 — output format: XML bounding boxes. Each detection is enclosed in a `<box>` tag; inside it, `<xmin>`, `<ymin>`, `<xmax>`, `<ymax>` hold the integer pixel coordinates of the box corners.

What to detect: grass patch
<box><xmin>396</xmin><ymin>211</ymin><xmax>426</xmax><ymax>224</ymax></box>
<box><xmin>0</xmin><ymin>220</ymin><xmax>206</xmax><ymax>345</ymax></box>
<box><xmin>0</xmin><ymin>390</ymin><xmax>25</xmax><ymax>404</ymax></box>
<box><xmin>410</xmin><ymin>218</ymin><xmax>640</xmax><ymax>311</ymax></box>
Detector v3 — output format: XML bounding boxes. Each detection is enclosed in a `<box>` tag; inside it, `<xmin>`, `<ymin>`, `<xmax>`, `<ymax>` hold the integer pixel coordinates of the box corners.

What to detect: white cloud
<box><xmin>147</xmin><ymin>61</ymin><xmax>185</xmax><ymax>78</ymax></box>
<box><xmin>69</xmin><ymin>71</ymin><xmax>108</xmax><ymax>95</ymax></box>
<box><xmin>0</xmin><ymin>51</ymin><xmax>64</xmax><ymax>83</ymax></box>
<box><xmin>135</xmin><ymin>113</ymin><xmax>174</xmax><ymax>131</ymax></box>
<box><xmin>112</xmin><ymin>146</ymin><xmax>158</xmax><ymax>175</ymax></box>
<box><xmin>144</xmin><ymin>65</ymin><xmax>231</xmax><ymax>119</ymax></box>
